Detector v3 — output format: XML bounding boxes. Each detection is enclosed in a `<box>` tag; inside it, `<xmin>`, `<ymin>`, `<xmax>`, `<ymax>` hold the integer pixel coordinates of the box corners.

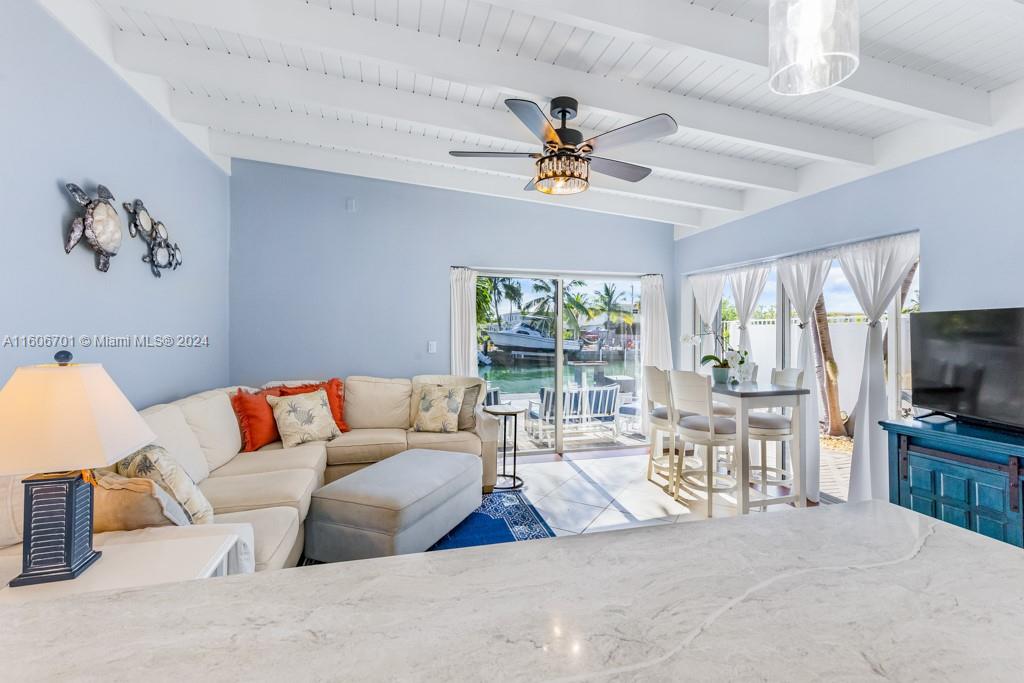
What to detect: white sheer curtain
<box><xmin>640</xmin><ymin>274</ymin><xmax>674</xmax><ymax>432</ymax></box>
<box><xmin>730</xmin><ymin>265</ymin><xmax>771</xmax><ymax>354</ymax></box>
<box><xmin>690</xmin><ymin>272</ymin><xmax>726</xmax><ymax>333</ymax></box>
<box><xmin>776</xmin><ymin>255</ymin><xmax>832</xmax><ymax>503</ymax></box>
<box><xmin>841</xmin><ymin>233</ymin><xmax>920</xmax><ymax>502</ymax></box>
<box><xmin>449</xmin><ymin>267</ymin><xmax>478</xmax><ymax>377</ymax></box>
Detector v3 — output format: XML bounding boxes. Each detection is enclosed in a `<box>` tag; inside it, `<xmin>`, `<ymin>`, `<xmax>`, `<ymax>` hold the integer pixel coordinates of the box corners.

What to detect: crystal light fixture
<box><xmin>534</xmin><ymin>152</ymin><xmax>590</xmax><ymax>195</ymax></box>
<box><xmin>769</xmin><ymin>0</ymin><xmax>860</xmax><ymax>96</ymax></box>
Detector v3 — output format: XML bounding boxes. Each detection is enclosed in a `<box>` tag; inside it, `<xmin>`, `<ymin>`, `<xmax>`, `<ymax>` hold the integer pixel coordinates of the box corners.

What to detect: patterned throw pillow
<box><xmin>117</xmin><ymin>444</ymin><xmax>214</xmax><ymax>524</ymax></box>
<box><xmin>413</xmin><ymin>385</ymin><xmax>465</xmax><ymax>433</ymax></box>
<box><xmin>266</xmin><ymin>389</ymin><xmax>342</xmax><ymax>448</ymax></box>
<box><xmin>457</xmin><ymin>384</ymin><xmax>480</xmax><ymax>431</ymax></box>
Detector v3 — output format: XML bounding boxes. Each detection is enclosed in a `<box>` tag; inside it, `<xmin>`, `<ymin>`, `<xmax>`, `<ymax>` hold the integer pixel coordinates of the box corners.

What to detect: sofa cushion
<box><xmin>215</xmin><ymin>506</ymin><xmax>300</xmax><ymax>572</ymax></box>
<box><xmin>410</xmin><ymin>375</ymin><xmax>485</xmax><ymax>431</ymax></box>
<box><xmin>117</xmin><ymin>445</ymin><xmax>214</xmax><ymax>524</ymax></box>
<box><xmin>140</xmin><ymin>404</ymin><xmax>210</xmax><ymax>483</ymax></box>
<box><xmin>211</xmin><ymin>442</ymin><xmax>327</xmax><ymax>485</ymax></box>
<box><xmin>231</xmin><ymin>388</ymin><xmax>284</xmax><ymax>452</ymax></box>
<box><xmin>198</xmin><ymin>469</ymin><xmax>317</xmax><ymax>519</ymax></box>
<box><xmin>176</xmin><ymin>392</ymin><xmax>243</xmax><ymax>471</ymax></box>
<box><xmin>406</xmin><ymin>430</ymin><xmax>482</xmax><ymax>456</ymax></box>
<box><xmin>92</xmin><ymin>470</ymin><xmax>190</xmax><ymax>532</ymax></box>
<box><xmin>343</xmin><ymin>376</ymin><xmax>412</xmax><ymax>429</ymax></box>
<box><xmin>325</xmin><ymin>429</ymin><xmax>408</xmax><ymax>466</ymax></box>
<box><xmin>411</xmin><ymin>384</ymin><xmax>465</xmax><ymax>433</ymax></box>
<box><xmin>310</xmin><ymin>450</ymin><xmax>481</xmax><ymax>534</ymax></box>
<box><xmin>278</xmin><ymin>378</ymin><xmax>349</xmax><ymax>432</ymax></box>
<box><xmin>266</xmin><ymin>390</ymin><xmax>341</xmax><ymax>448</ymax></box>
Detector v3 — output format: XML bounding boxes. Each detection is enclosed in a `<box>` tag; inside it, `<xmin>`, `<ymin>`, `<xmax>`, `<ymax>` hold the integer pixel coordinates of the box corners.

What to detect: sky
<box><xmin>723</xmin><ymin>259</ymin><xmax>920</xmax><ymax>315</ymax></box>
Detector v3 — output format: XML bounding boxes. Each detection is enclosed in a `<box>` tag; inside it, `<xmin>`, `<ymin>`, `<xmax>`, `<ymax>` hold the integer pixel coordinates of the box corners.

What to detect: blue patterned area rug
<box><xmin>428</xmin><ymin>491</ymin><xmax>555</xmax><ymax>552</ymax></box>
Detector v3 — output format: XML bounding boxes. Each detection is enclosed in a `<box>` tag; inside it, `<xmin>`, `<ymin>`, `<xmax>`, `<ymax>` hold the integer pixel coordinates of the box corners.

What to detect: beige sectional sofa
<box><xmin>137</xmin><ymin>375</ymin><xmax>497</xmax><ymax>572</ymax></box>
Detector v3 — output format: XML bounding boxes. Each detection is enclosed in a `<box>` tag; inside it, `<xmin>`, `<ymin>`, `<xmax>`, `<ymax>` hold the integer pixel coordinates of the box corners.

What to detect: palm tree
<box><xmin>525</xmin><ymin>279</ymin><xmax>593</xmax><ymax>337</ymax></box>
<box><xmin>811</xmin><ymin>293</ymin><xmax>845</xmax><ymax>436</ymax></box>
<box><xmin>591</xmin><ymin>283</ymin><xmax>634</xmax><ymax>336</ymax></box>
<box><xmin>489</xmin><ymin>278</ymin><xmax>523</xmax><ymax>330</ymax></box>
<box><xmin>475</xmin><ymin>277</ymin><xmax>494</xmax><ymax>347</ymax></box>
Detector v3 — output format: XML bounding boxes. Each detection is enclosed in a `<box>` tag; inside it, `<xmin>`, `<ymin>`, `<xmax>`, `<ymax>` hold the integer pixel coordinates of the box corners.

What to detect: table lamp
<box><xmin>0</xmin><ymin>352</ymin><xmax>155</xmax><ymax>587</ymax></box>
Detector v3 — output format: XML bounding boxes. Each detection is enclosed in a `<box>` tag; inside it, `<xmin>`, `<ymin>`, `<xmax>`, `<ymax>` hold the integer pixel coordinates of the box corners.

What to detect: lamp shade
<box><xmin>769</xmin><ymin>0</ymin><xmax>860</xmax><ymax>96</ymax></box>
<box><xmin>0</xmin><ymin>363</ymin><xmax>155</xmax><ymax>475</ymax></box>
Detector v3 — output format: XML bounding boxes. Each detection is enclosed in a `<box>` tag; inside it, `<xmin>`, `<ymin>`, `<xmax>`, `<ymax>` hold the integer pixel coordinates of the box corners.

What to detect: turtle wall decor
<box><xmin>64</xmin><ymin>183</ymin><xmax>122</xmax><ymax>272</ymax></box>
<box><xmin>123</xmin><ymin>199</ymin><xmax>182</xmax><ymax>278</ymax></box>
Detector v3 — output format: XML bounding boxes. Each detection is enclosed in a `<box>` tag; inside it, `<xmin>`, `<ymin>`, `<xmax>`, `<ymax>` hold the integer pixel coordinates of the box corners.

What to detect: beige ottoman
<box><xmin>305</xmin><ymin>449</ymin><xmax>482</xmax><ymax>562</ymax></box>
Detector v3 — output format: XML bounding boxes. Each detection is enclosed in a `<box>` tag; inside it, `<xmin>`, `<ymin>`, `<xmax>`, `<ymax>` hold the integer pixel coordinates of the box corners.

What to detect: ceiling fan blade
<box><xmin>505</xmin><ymin>99</ymin><xmax>561</xmax><ymax>147</ymax></box>
<box><xmin>581</xmin><ymin>113</ymin><xmax>678</xmax><ymax>153</ymax></box>
<box><xmin>449</xmin><ymin>151</ymin><xmax>539</xmax><ymax>158</ymax></box>
<box><xmin>588</xmin><ymin>156</ymin><xmax>653</xmax><ymax>183</ymax></box>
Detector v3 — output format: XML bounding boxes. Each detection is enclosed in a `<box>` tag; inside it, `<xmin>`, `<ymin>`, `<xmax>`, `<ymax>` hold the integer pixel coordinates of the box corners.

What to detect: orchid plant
<box><xmin>682</xmin><ymin>328</ymin><xmax>749</xmax><ymax>370</ymax></box>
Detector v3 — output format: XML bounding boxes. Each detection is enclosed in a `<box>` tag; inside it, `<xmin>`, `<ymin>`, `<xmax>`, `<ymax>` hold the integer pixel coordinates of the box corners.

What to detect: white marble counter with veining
<box><xmin>2</xmin><ymin>501</ymin><xmax>1023</xmax><ymax>681</ymax></box>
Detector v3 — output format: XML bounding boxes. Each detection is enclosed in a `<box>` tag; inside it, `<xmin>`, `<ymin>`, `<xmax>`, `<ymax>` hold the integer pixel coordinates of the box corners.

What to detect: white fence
<box><xmin>726</xmin><ymin>318</ymin><xmax>910</xmax><ymax>415</ymax></box>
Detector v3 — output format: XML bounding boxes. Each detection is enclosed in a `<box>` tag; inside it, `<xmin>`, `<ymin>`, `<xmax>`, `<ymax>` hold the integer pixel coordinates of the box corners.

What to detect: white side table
<box><xmin>0</xmin><ymin>533</ymin><xmax>238</xmax><ymax>604</ymax></box>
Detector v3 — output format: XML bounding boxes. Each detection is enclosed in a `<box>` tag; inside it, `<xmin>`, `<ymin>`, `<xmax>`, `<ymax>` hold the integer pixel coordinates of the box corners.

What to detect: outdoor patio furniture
<box><xmin>525</xmin><ymin>384</ymin><xmax>621</xmax><ymax>447</ymax></box>
<box><xmin>527</xmin><ymin>387</ymin><xmax>582</xmax><ymax>448</ymax></box>
<box><xmin>484</xmin><ymin>386</ymin><xmax>502</xmax><ymax>407</ymax></box>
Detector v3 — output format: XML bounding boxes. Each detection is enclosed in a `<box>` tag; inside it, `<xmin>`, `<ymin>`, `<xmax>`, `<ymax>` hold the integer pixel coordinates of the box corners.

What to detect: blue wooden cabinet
<box><xmin>882</xmin><ymin>419</ymin><xmax>1024</xmax><ymax>547</ymax></box>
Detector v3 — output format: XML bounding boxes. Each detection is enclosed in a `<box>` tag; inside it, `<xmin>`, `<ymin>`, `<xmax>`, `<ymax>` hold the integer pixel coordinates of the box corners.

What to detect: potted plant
<box><xmin>700</xmin><ymin>348</ymin><xmax>749</xmax><ymax>385</ymax></box>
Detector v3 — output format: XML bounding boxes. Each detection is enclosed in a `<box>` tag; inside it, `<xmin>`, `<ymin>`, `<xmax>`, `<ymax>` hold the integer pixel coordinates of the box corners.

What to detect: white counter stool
<box><xmin>747</xmin><ymin>368</ymin><xmax>803</xmax><ymax>501</ymax></box>
<box><xmin>644</xmin><ymin>366</ymin><xmax>677</xmax><ymax>485</ymax></box>
<box><xmin>669</xmin><ymin>370</ymin><xmax>737</xmax><ymax>518</ymax></box>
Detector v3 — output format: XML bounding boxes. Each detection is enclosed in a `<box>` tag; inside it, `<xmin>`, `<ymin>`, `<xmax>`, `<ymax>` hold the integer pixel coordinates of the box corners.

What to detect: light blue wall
<box><xmin>675</xmin><ymin>129</ymin><xmax>1024</xmax><ymax>314</ymax></box>
<box><xmin>228</xmin><ymin>160</ymin><xmax>675</xmax><ymax>385</ymax></box>
<box><xmin>0</xmin><ymin>2</ymin><xmax>231</xmax><ymax>406</ymax></box>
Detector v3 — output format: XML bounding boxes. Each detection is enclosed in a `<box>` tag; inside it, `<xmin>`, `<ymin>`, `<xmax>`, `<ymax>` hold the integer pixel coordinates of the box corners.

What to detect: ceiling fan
<box><xmin>449</xmin><ymin>97</ymin><xmax>678</xmax><ymax>196</ymax></box>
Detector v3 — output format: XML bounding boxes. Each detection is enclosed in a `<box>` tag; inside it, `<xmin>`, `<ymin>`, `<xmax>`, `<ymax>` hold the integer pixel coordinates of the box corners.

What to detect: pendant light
<box><xmin>769</xmin><ymin>0</ymin><xmax>860</xmax><ymax>96</ymax></box>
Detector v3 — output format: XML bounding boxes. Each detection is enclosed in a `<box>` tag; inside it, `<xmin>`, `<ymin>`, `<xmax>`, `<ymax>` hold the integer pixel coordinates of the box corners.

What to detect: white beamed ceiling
<box><xmin>42</xmin><ymin>0</ymin><xmax>1024</xmax><ymax>232</ymax></box>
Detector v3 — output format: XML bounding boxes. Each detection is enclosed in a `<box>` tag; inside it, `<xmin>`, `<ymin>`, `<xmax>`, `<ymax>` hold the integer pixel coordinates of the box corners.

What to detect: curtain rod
<box><xmin>457</xmin><ymin>265</ymin><xmax>658</xmax><ymax>280</ymax></box>
<box><xmin>682</xmin><ymin>229</ymin><xmax>920</xmax><ymax>277</ymax></box>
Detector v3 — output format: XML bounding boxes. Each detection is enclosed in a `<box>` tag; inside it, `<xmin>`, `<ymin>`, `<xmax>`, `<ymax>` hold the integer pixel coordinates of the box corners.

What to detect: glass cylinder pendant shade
<box><xmin>534</xmin><ymin>153</ymin><xmax>589</xmax><ymax>195</ymax></box>
<box><xmin>769</xmin><ymin>0</ymin><xmax>860</xmax><ymax>96</ymax></box>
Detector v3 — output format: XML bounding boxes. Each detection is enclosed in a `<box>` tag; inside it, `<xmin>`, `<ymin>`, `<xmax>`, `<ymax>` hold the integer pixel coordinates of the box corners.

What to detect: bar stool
<box><xmin>669</xmin><ymin>370</ymin><xmax>737</xmax><ymax>518</ymax></box>
<box><xmin>748</xmin><ymin>368</ymin><xmax>803</xmax><ymax>498</ymax></box>
<box><xmin>643</xmin><ymin>366</ymin><xmax>676</xmax><ymax>485</ymax></box>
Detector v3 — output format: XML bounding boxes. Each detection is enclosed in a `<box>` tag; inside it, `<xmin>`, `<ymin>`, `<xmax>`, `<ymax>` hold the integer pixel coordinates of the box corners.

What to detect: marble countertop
<box><xmin>3</xmin><ymin>501</ymin><xmax>1023</xmax><ymax>681</ymax></box>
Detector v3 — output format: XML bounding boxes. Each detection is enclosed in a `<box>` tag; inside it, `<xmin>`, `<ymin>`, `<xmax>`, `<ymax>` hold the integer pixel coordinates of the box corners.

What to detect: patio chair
<box><xmin>585</xmin><ymin>384</ymin><xmax>621</xmax><ymax>439</ymax></box>
<box><xmin>526</xmin><ymin>387</ymin><xmax>584</xmax><ymax>448</ymax></box>
<box><xmin>484</xmin><ymin>386</ymin><xmax>502</xmax><ymax>407</ymax></box>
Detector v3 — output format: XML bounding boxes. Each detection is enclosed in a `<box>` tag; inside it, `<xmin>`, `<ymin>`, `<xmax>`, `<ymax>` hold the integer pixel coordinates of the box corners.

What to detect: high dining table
<box><xmin>711</xmin><ymin>381</ymin><xmax>811</xmax><ymax>514</ymax></box>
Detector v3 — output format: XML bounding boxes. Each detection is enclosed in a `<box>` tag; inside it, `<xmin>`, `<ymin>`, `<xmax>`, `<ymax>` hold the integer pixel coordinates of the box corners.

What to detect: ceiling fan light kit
<box><xmin>769</xmin><ymin>0</ymin><xmax>860</xmax><ymax>96</ymax></box>
<box><xmin>535</xmin><ymin>152</ymin><xmax>590</xmax><ymax>195</ymax></box>
<box><xmin>449</xmin><ymin>96</ymin><xmax>677</xmax><ymax>196</ymax></box>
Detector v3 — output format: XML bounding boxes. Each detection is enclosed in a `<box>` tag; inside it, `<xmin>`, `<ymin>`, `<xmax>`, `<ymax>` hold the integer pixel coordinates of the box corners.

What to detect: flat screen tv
<box><xmin>910</xmin><ymin>307</ymin><xmax>1024</xmax><ymax>430</ymax></box>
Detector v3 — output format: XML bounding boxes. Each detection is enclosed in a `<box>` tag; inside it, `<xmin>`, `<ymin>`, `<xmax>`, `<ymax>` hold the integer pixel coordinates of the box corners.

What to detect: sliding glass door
<box><xmin>476</xmin><ymin>274</ymin><xmax>646</xmax><ymax>454</ymax></box>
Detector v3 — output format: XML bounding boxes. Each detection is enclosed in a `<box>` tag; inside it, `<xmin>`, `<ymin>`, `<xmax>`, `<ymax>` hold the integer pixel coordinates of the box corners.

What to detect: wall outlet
<box><xmin>427</xmin><ymin>341</ymin><xmax>437</xmax><ymax>354</ymax></box>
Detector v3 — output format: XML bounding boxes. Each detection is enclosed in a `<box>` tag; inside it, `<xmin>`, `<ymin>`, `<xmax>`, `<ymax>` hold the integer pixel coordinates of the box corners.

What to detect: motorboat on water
<box><xmin>487</xmin><ymin>318</ymin><xmax>581</xmax><ymax>352</ymax></box>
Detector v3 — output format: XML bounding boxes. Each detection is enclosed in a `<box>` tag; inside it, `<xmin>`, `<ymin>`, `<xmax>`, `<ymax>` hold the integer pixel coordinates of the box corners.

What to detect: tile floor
<box><xmin>517</xmin><ymin>449</ymin><xmax>797</xmax><ymax>536</ymax></box>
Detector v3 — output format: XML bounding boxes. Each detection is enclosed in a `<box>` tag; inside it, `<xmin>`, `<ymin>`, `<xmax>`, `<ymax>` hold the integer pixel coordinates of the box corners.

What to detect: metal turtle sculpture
<box><xmin>65</xmin><ymin>183</ymin><xmax>122</xmax><ymax>272</ymax></box>
<box><xmin>123</xmin><ymin>199</ymin><xmax>182</xmax><ymax>278</ymax></box>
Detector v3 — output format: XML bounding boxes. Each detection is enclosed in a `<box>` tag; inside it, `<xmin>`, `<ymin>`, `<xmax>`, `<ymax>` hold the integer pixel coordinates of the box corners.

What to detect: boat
<box><xmin>487</xmin><ymin>318</ymin><xmax>581</xmax><ymax>353</ymax></box>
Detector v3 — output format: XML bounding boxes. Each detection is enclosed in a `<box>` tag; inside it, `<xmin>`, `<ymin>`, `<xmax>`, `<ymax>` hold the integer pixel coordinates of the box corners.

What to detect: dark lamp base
<box><xmin>9</xmin><ymin>471</ymin><xmax>101</xmax><ymax>587</ymax></box>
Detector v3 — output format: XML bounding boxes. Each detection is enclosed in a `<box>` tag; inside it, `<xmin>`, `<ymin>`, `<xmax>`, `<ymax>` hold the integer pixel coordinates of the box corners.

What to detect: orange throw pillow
<box><xmin>231</xmin><ymin>387</ymin><xmax>283</xmax><ymax>452</ymax></box>
<box><xmin>278</xmin><ymin>378</ymin><xmax>349</xmax><ymax>432</ymax></box>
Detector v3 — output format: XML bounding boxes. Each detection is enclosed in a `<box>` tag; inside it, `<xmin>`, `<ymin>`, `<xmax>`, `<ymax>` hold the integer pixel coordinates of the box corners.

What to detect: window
<box><xmin>476</xmin><ymin>275</ymin><xmax>645</xmax><ymax>454</ymax></box>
